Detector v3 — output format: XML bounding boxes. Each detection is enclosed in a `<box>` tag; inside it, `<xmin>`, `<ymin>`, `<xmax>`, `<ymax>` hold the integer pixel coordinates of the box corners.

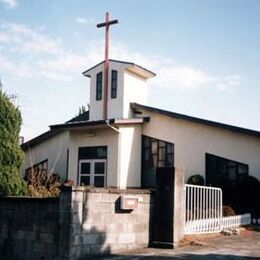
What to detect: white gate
<box><xmin>184</xmin><ymin>184</ymin><xmax>223</xmax><ymax>234</ymax></box>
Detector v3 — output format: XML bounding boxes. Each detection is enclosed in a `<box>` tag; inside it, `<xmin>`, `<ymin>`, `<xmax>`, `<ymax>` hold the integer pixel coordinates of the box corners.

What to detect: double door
<box><xmin>79</xmin><ymin>159</ymin><xmax>106</xmax><ymax>187</ymax></box>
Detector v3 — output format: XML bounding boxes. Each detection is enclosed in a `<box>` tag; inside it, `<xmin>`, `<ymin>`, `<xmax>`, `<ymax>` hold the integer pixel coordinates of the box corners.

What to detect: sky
<box><xmin>0</xmin><ymin>0</ymin><xmax>260</xmax><ymax>141</ymax></box>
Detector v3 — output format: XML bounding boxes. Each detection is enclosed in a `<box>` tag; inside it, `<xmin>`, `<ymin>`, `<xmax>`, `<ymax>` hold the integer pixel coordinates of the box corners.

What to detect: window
<box><xmin>78</xmin><ymin>146</ymin><xmax>107</xmax><ymax>160</ymax></box>
<box><xmin>79</xmin><ymin>160</ymin><xmax>106</xmax><ymax>187</ymax></box>
<box><xmin>111</xmin><ymin>70</ymin><xmax>118</xmax><ymax>99</ymax></box>
<box><xmin>78</xmin><ymin>146</ymin><xmax>107</xmax><ymax>187</ymax></box>
<box><xmin>25</xmin><ymin>159</ymin><xmax>48</xmax><ymax>178</ymax></box>
<box><xmin>142</xmin><ymin>135</ymin><xmax>174</xmax><ymax>187</ymax></box>
<box><xmin>206</xmin><ymin>153</ymin><xmax>249</xmax><ymax>187</ymax></box>
<box><xmin>96</xmin><ymin>72</ymin><xmax>102</xmax><ymax>100</ymax></box>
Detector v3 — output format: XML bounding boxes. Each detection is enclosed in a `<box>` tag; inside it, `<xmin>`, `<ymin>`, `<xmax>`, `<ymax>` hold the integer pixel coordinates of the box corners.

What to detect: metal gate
<box><xmin>184</xmin><ymin>184</ymin><xmax>223</xmax><ymax>234</ymax></box>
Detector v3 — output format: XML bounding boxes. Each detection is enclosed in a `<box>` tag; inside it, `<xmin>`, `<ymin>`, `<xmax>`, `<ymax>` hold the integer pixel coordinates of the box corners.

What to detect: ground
<box><xmin>93</xmin><ymin>229</ymin><xmax>260</xmax><ymax>259</ymax></box>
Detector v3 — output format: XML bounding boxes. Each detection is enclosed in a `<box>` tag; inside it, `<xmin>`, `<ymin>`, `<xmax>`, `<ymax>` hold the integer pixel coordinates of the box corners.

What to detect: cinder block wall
<box><xmin>59</xmin><ymin>187</ymin><xmax>153</xmax><ymax>259</ymax></box>
<box><xmin>0</xmin><ymin>197</ymin><xmax>60</xmax><ymax>260</ymax></box>
<box><xmin>0</xmin><ymin>187</ymin><xmax>153</xmax><ymax>260</ymax></box>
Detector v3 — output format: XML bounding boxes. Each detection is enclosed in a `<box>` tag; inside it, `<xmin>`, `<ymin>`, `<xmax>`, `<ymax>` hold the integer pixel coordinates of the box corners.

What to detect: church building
<box><xmin>21</xmin><ymin>58</ymin><xmax>260</xmax><ymax>191</ymax></box>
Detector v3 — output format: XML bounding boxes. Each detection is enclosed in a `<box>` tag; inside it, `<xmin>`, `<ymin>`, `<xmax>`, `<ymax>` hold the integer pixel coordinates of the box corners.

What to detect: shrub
<box><xmin>187</xmin><ymin>174</ymin><xmax>205</xmax><ymax>186</ymax></box>
<box><xmin>223</xmin><ymin>206</ymin><xmax>235</xmax><ymax>216</ymax></box>
<box><xmin>0</xmin><ymin>90</ymin><xmax>27</xmax><ymax>196</ymax></box>
<box><xmin>25</xmin><ymin>169</ymin><xmax>61</xmax><ymax>197</ymax></box>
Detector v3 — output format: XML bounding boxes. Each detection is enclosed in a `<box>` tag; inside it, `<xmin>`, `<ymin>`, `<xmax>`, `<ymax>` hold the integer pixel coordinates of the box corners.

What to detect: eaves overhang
<box><xmin>50</xmin><ymin>117</ymin><xmax>149</xmax><ymax>131</ymax></box>
<box><xmin>131</xmin><ymin>103</ymin><xmax>260</xmax><ymax>138</ymax></box>
<box><xmin>82</xmin><ymin>59</ymin><xmax>156</xmax><ymax>79</ymax></box>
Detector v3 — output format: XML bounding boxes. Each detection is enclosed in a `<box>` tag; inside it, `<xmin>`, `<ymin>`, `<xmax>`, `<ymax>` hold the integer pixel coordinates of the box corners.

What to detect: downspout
<box><xmin>106</xmin><ymin>121</ymin><xmax>121</xmax><ymax>189</ymax></box>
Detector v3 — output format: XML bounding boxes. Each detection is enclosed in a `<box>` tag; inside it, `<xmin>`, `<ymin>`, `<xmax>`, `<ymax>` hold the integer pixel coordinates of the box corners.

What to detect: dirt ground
<box><xmin>92</xmin><ymin>228</ymin><xmax>260</xmax><ymax>259</ymax></box>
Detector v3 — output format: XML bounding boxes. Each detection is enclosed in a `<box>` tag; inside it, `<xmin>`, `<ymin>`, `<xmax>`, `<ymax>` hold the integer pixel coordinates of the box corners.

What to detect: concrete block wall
<box><xmin>0</xmin><ymin>187</ymin><xmax>153</xmax><ymax>260</ymax></box>
<box><xmin>0</xmin><ymin>197</ymin><xmax>60</xmax><ymax>260</ymax></box>
<box><xmin>60</xmin><ymin>187</ymin><xmax>153</xmax><ymax>259</ymax></box>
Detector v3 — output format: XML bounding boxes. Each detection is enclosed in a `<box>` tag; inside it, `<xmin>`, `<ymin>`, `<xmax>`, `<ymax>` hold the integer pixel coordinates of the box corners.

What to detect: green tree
<box><xmin>78</xmin><ymin>105</ymin><xmax>86</xmax><ymax>115</ymax></box>
<box><xmin>0</xmin><ymin>90</ymin><xmax>27</xmax><ymax>195</ymax></box>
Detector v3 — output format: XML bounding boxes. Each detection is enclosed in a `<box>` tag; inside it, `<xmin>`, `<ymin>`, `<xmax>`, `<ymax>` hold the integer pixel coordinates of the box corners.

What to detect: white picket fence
<box><xmin>222</xmin><ymin>214</ymin><xmax>251</xmax><ymax>230</ymax></box>
<box><xmin>184</xmin><ymin>184</ymin><xmax>251</xmax><ymax>234</ymax></box>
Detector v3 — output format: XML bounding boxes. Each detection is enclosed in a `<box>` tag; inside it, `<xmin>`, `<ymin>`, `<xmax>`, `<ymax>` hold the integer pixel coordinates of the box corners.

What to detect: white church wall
<box><xmin>141</xmin><ymin>110</ymin><xmax>260</xmax><ymax>182</ymax></box>
<box><xmin>87</xmin><ymin>61</ymin><xmax>149</xmax><ymax>120</ymax></box>
<box><xmin>68</xmin><ymin>128</ymin><xmax>119</xmax><ymax>187</ymax></box>
<box><xmin>22</xmin><ymin>131</ymin><xmax>70</xmax><ymax>180</ymax></box>
<box><xmin>88</xmin><ymin>61</ymin><xmax>128</xmax><ymax>120</ymax></box>
<box><xmin>88</xmin><ymin>63</ymin><xmax>105</xmax><ymax>120</ymax></box>
<box><xmin>107</xmin><ymin>62</ymin><xmax>126</xmax><ymax>119</ymax></box>
<box><xmin>118</xmin><ymin>125</ymin><xmax>142</xmax><ymax>189</ymax></box>
<box><xmin>123</xmin><ymin>70</ymin><xmax>148</xmax><ymax>118</ymax></box>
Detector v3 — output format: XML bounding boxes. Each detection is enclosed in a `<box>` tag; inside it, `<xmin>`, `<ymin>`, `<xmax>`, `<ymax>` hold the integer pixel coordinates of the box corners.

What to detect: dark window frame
<box><xmin>111</xmin><ymin>70</ymin><xmax>118</xmax><ymax>99</ymax></box>
<box><xmin>96</xmin><ymin>72</ymin><xmax>103</xmax><ymax>101</ymax></box>
<box><xmin>77</xmin><ymin>146</ymin><xmax>107</xmax><ymax>187</ymax></box>
<box><xmin>141</xmin><ymin>135</ymin><xmax>174</xmax><ymax>188</ymax></box>
<box><xmin>205</xmin><ymin>153</ymin><xmax>249</xmax><ymax>187</ymax></box>
<box><xmin>25</xmin><ymin>159</ymin><xmax>48</xmax><ymax>177</ymax></box>
<box><xmin>142</xmin><ymin>135</ymin><xmax>174</xmax><ymax>169</ymax></box>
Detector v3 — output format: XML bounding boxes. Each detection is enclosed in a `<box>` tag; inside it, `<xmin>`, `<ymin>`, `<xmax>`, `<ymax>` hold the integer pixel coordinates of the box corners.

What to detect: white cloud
<box><xmin>0</xmin><ymin>22</ymin><xmax>63</xmax><ymax>54</ymax></box>
<box><xmin>155</xmin><ymin>65</ymin><xmax>212</xmax><ymax>90</ymax></box>
<box><xmin>0</xmin><ymin>32</ymin><xmax>10</xmax><ymax>43</ymax></box>
<box><xmin>153</xmin><ymin>65</ymin><xmax>241</xmax><ymax>91</ymax></box>
<box><xmin>0</xmin><ymin>0</ymin><xmax>18</xmax><ymax>9</ymax></box>
<box><xmin>0</xmin><ymin>54</ymin><xmax>15</xmax><ymax>70</ymax></box>
<box><xmin>0</xmin><ymin>22</ymin><xmax>241</xmax><ymax>89</ymax></box>
<box><xmin>109</xmin><ymin>44</ymin><xmax>241</xmax><ymax>91</ymax></box>
<box><xmin>76</xmin><ymin>17</ymin><xmax>87</xmax><ymax>24</ymax></box>
<box><xmin>75</xmin><ymin>17</ymin><xmax>96</xmax><ymax>25</ymax></box>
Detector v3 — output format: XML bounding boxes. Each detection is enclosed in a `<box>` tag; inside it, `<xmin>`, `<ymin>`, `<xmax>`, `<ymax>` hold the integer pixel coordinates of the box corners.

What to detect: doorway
<box><xmin>78</xmin><ymin>159</ymin><xmax>106</xmax><ymax>187</ymax></box>
<box><xmin>151</xmin><ymin>167</ymin><xmax>174</xmax><ymax>247</ymax></box>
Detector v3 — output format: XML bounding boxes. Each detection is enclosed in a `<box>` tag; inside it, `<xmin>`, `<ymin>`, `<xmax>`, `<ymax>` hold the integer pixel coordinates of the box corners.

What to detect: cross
<box><xmin>97</xmin><ymin>12</ymin><xmax>119</xmax><ymax>120</ymax></box>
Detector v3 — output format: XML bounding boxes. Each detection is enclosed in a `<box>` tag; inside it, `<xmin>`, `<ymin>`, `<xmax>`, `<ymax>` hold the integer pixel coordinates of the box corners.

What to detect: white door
<box><xmin>78</xmin><ymin>159</ymin><xmax>106</xmax><ymax>187</ymax></box>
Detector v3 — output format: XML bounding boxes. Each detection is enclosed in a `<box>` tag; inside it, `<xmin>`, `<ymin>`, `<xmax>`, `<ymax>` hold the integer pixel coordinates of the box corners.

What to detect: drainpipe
<box><xmin>106</xmin><ymin>121</ymin><xmax>121</xmax><ymax>189</ymax></box>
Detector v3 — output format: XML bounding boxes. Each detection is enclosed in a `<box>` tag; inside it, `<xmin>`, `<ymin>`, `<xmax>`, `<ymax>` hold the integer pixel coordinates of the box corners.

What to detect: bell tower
<box><xmin>83</xmin><ymin>59</ymin><xmax>155</xmax><ymax>120</ymax></box>
<box><xmin>82</xmin><ymin>12</ymin><xmax>155</xmax><ymax>121</ymax></box>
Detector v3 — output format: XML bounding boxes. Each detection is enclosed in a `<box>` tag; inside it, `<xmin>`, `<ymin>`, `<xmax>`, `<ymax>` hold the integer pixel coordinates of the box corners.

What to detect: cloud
<box><xmin>76</xmin><ymin>17</ymin><xmax>87</xmax><ymax>24</ymax></box>
<box><xmin>109</xmin><ymin>44</ymin><xmax>241</xmax><ymax>91</ymax></box>
<box><xmin>154</xmin><ymin>65</ymin><xmax>211</xmax><ymax>89</ymax></box>
<box><xmin>0</xmin><ymin>22</ymin><xmax>63</xmax><ymax>54</ymax></box>
<box><xmin>0</xmin><ymin>21</ymin><xmax>241</xmax><ymax>89</ymax></box>
<box><xmin>75</xmin><ymin>17</ymin><xmax>96</xmax><ymax>25</ymax></box>
<box><xmin>153</xmin><ymin>65</ymin><xmax>241</xmax><ymax>91</ymax></box>
<box><xmin>0</xmin><ymin>0</ymin><xmax>18</xmax><ymax>8</ymax></box>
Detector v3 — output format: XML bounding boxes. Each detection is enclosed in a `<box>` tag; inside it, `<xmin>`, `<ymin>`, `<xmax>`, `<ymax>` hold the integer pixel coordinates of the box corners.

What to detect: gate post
<box><xmin>173</xmin><ymin>167</ymin><xmax>185</xmax><ymax>246</ymax></box>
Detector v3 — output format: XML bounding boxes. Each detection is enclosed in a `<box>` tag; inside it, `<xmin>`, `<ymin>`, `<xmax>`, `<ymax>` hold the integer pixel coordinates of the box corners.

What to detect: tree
<box><xmin>0</xmin><ymin>90</ymin><xmax>27</xmax><ymax>195</ymax></box>
<box><xmin>78</xmin><ymin>105</ymin><xmax>86</xmax><ymax>115</ymax></box>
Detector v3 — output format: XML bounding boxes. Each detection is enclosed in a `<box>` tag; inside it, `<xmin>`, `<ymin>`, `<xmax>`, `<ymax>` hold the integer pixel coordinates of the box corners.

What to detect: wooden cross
<box><xmin>97</xmin><ymin>12</ymin><xmax>119</xmax><ymax>120</ymax></box>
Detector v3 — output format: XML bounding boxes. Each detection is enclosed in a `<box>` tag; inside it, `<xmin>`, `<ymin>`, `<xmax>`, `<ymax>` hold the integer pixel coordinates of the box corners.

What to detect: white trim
<box><xmin>78</xmin><ymin>159</ymin><xmax>106</xmax><ymax>187</ymax></box>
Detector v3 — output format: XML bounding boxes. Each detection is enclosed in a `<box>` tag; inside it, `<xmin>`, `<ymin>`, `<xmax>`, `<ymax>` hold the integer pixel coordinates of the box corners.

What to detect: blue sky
<box><xmin>0</xmin><ymin>0</ymin><xmax>260</xmax><ymax>140</ymax></box>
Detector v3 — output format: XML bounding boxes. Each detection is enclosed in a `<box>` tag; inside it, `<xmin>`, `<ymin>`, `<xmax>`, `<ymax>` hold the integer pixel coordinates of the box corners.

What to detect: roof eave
<box><xmin>82</xmin><ymin>59</ymin><xmax>156</xmax><ymax>78</ymax></box>
<box><xmin>131</xmin><ymin>103</ymin><xmax>260</xmax><ymax>138</ymax></box>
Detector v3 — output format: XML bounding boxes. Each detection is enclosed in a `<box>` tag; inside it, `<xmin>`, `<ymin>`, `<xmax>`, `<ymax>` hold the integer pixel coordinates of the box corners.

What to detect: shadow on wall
<box><xmin>0</xmin><ymin>193</ymin><xmax>111</xmax><ymax>259</ymax></box>
<box><xmin>64</xmin><ymin>190</ymin><xmax>111</xmax><ymax>259</ymax></box>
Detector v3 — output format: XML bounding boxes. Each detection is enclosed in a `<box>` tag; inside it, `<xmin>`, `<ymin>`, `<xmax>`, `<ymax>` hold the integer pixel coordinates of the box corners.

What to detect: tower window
<box><xmin>96</xmin><ymin>72</ymin><xmax>102</xmax><ymax>101</ymax></box>
<box><xmin>111</xmin><ymin>70</ymin><xmax>118</xmax><ymax>99</ymax></box>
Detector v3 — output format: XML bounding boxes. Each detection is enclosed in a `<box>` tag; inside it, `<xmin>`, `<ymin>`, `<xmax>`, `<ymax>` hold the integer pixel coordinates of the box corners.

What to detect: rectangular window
<box><xmin>111</xmin><ymin>70</ymin><xmax>118</xmax><ymax>99</ymax></box>
<box><xmin>78</xmin><ymin>146</ymin><xmax>107</xmax><ymax>187</ymax></box>
<box><xmin>96</xmin><ymin>72</ymin><xmax>102</xmax><ymax>100</ymax></box>
<box><xmin>141</xmin><ymin>135</ymin><xmax>174</xmax><ymax>188</ymax></box>
<box><xmin>79</xmin><ymin>159</ymin><xmax>106</xmax><ymax>187</ymax></box>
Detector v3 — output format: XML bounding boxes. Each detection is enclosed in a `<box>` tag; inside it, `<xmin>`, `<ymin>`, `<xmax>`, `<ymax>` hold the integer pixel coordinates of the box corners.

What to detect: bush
<box><xmin>223</xmin><ymin>205</ymin><xmax>235</xmax><ymax>216</ymax></box>
<box><xmin>187</xmin><ymin>174</ymin><xmax>205</xmax><ymax>186</ymax></box>
<box><xmin>0</xmin><ymin>90</ymin><xmax>27</xmax><ymax>196</ymax></box>
<box><xmin>25</xmin><ymin>169</ymin><xmax>61</xmax><ymax>197</ymax></box>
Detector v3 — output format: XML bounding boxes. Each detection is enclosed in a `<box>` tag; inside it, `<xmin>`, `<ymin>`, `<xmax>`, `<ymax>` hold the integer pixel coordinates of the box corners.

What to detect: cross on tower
<box><xmin>97</xmin><ymin>12</ymin><xmax>119</xmax><ymax>120</ymax></box>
